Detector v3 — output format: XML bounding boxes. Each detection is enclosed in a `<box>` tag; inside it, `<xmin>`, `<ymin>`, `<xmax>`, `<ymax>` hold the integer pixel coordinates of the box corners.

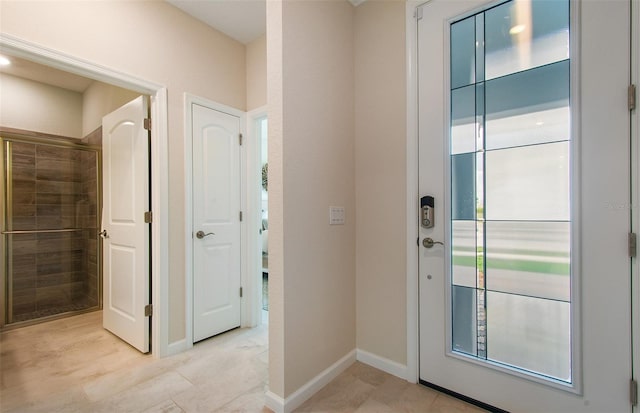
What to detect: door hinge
<box><xmin>415</xmin><ymin>6</ymin><xmax>423</xmax><ymax>20</ymax></box>
<box><xmin>631</xmin><ymin>379</ymin><xmax>638</xmax><ymax>406</ymax></box>
<box><xmin>240</xmin><ymin>287</ymin><xmax>243</xmax><ymax>298</ymax></box>
<box><xmin>239</xmin><ymin>133</ymin><xmax>243</xmax><ymax>146</ymax></box>
<box><xmin>144</xmin><ymin>211</ymin><xmax>153</xmax><ymax>223</ymax></box>
<box><xmin>629</xmin><ymin>233</ymin><xmax>637</xmax><ymax>258</ymax></box>
<box><xmin>144</xmin><ymin>304</ymin><xmax>153</xmax><ymax>317</ymax></box>
<box><xmin>144</xmin><ymin>118</ymin><xmax>152</xmax><ymax>131</ymax></box>
<box><xmin>629</xmin><ymin>84</ymin><xmax>637</xmax><ymax>111</ymax></box>
<box><xmin>239</xmin><ymin>211</ymin><xmax>243</xmax><ymax>222</ymax></box>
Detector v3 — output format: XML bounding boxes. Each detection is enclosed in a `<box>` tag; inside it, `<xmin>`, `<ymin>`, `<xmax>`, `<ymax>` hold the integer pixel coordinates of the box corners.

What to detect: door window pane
<box><xmin>485</xmin><ymin>142</ymin><xmax>569</xmax><ymax>221</ymax></box>
<box><xmin>486</xmin><ymin>221</ymin><xmax>570</xmax><ymax>302</ymax></box>
<box><xmin>486</xmin><ymin>61</ymin><xmax>570</xmax><ymax>150</ymax></box>
<box><xmin>475</xmin><ymin>14</ymin><xmax>485</xmax><ymax>82</ymax></box>
<box><xmin>451</xmin><ymin>153</ymin><xmax>476</xmax><ymax>220</ymax></box>
<box><xmin>451</xmin><ymin>16</ymin><xmax>476</xmax><ymax>89</ymax></box>
<box><xmin>452</xmin><ymin>220</ymin><xmax>476</xmax><ymax>288</ymax></box>
<box><xmin>485</xmin><ymin>0</ymin><xmax>569</xmax><ymax>80</ymax></box>
<box><xmin>452</xmin><ymin>285</ymin><xmax>477</xmax><ymax>356</ymax></box>
<box><xmin>451</xmin><ymin>85</ymin><xmax>476</xmax><ymax>155</ymax></box>
<box><xmin>486</xmin><ymin>291</ymin><xmax>571</xmax><ymax>381</ymax></box>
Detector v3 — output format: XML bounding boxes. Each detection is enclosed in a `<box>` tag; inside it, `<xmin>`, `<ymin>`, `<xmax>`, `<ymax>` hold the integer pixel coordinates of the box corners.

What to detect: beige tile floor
<box><xmin>0</xmin><ymin>311</ymin><xmax>485</xmax><ymax>412</ymax></box>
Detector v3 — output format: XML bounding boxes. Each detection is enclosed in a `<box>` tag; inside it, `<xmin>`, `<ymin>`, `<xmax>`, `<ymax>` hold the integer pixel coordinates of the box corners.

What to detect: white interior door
<box><xmin>102</xmin><ymin>96</ymin><xmax>150</xmax><ymax>353</ymax></box>
<box><xmin>192</xmin><ymin>103</ymin><xmax>242</xmax><ymax>343</ymax></box>
<box><xmin>417</xmin><ymin>0</ymin><xmax>632</xmax><ymax>411</ymax></box>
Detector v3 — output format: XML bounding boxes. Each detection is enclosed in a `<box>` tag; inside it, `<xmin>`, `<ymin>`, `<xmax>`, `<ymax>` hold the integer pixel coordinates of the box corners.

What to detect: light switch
<box><xmin>329</xmin><ymin>206</ymin><xmax>345</xmax><ymax>225</ymax></box>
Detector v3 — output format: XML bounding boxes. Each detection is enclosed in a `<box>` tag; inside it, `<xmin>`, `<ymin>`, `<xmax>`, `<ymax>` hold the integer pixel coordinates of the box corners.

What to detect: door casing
<box><xmin>247</xmin><ymin>106</ymin><xmax>268</xmax><ymax>325</ymax></box>
<box><xmin>0</xmin><ymin>33</ymin><xmax>170</xmax><ymax>357</ymax></box>
<box><xmin>634</xmin><ymin>1</ymin><xmax>640</xmax><ymax>411</ymax></box>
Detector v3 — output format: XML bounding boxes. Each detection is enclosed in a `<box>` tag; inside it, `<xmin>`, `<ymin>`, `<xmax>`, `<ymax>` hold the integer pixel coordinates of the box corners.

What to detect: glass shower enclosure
<box><xmin>1</xmin><ymin>133</ymin><xmax>101</xmax><ymax>327</ymax></box>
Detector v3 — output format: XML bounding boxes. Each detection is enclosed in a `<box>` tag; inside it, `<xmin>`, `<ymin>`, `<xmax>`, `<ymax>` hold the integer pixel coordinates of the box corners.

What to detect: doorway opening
<box><xmin>0</xmin><ymin>34</ymin><xmax>169</xmax><ymax>356</ymax></box>
<box><xmin>0</xmin><ymin>57</ymin><xmax>148</xmax><ymax>333</ymax></box>
<box><xmin>184</xmin><ymin>95</ymin><xmax>266</xmax><ymax>347</ymax></box>
<box><xmin>258</xmin><ymin>116</ymin><xmax>268</xmax><ymax>321</ymax></box>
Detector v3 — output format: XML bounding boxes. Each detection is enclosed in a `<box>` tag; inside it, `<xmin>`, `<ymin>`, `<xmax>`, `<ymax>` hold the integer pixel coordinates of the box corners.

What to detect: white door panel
<box><xmin>193</xmin><ymin>104</ymin><xmax>242</xmax><ymax>343</ymax></box>
<box><xmin>102</xmin><ymin>95</ymin><xmax>150</xmax><ymax>353</ymax></box>
<box><xmin>418</xmin><ymin>0</ymin><xmax>631</xmax><ymax>411</ymax></box>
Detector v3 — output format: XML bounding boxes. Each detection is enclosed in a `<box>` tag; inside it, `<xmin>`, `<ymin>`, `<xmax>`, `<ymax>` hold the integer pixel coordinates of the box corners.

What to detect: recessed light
<box><xmin>0</xmin><ymin>55</ymin><xmax>11</xmax><ymax>66</ymax></box>
<box><xmin>509</xmin><ymin>24</ymin><xmax>526</xmax><ymax>35</ymax></box>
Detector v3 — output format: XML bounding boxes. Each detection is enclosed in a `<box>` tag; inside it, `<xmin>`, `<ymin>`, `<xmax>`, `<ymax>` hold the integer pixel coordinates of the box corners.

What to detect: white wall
<box><xmin>0</xmin><ymin>0</ymin><xmax>246</xmax><ymax>345</ymax></box>
<box><xmin>0</xmin><ymin>73</ymin><xmax>83</xmax><ymax>138</ymax></box>
<box><xmin>354</xmin><ymin>0</ymin><xmax>407</xmax><ymax>366</ymax></box>
<box><xmin>82</xmin><ymin>81</ymin><xmax>141</xmax><ymax>136</ymax></box>
<box><xmin>268</xmin><ymin>0</ymin><xmax>356</xmax><ymax>398</ymax></box>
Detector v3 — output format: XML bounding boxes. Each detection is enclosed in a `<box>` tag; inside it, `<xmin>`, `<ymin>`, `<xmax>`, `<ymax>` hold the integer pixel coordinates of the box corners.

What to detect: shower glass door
<box><xmin>1</xmin><ymin>136</ymin><xmax>101</xmax><ymax>326</ymax></box>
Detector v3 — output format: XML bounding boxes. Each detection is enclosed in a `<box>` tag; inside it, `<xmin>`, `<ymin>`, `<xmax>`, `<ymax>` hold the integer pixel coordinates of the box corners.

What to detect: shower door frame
<box><xmin>0</xmin><ymin>130</ymin><xmax>102</xmax><ymax>327</ymax></box>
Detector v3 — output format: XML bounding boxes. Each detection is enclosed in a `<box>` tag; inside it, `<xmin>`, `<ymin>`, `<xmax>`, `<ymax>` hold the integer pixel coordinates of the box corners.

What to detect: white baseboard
<box><xmin>264</xmin><ymin>391</ymin><xmax>285</xmax><ymax>413</ymax></box>
<box><xmin>356</xmin><ymin>348</ymin><xmax>408</xmax><ymax>381</ymax></box>
<box><xmin>264</xmin><ymin>349</ymin><xmax>357</xmax><ymax>413</ymax></box>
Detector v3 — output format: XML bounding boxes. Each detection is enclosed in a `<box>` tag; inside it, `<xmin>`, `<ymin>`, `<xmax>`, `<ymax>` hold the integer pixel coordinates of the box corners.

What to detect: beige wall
<box><xmin>354</xmin><ymin>0</ymin><xmax>407</xmax><ymax>365</ymax></box>
<box><xmin>0</xmin><ymin>73</ymin><xmax>83</xmax><ymax>138</ymax></box>
<box><xmin>246</xmin><ymin>34</ymin><xmax>267</xmax><ymax>111</ymax></box>
<box><xmin>268</xmin><ymin>0</ymin><xmax>356</xmax><ymax>398</ymax></box>
<box><xmin>82</xmin><ymin>81</ymin><xmax>141</xmax><ymax>136</ymax></box>
<box><xmin>267</xmin><ymin>0</ymin><xmax>285</xmax><ymax>397</ymax></box>
<box><xmin>2</xmin><ymin>0</ymin><xmax>410</xmax><ymax>402</ymax></box>
<box><xmin>0</xmin><ymin>0</ymin><xmax>246</xmax><ymax>344</ymax></box>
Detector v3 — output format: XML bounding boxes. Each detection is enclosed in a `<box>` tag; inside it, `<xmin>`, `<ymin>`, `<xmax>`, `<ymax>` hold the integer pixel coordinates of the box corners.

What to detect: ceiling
<box><xmin>166</xmin><ymin>0</ymin><xmax>267</xmax><ymax>45</ymax></box>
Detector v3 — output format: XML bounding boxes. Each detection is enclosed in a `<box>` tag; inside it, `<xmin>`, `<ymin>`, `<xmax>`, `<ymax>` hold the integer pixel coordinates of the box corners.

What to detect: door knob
<box><xmin>99</xmin><ymin>230</ymin><xmax>109</xmax><ymax>239</ymax></box>
<box><xmin>196</xmin><ymin>230</ymin><xmax>215</xmax><ymax>239</ymax></box>
<box><xmin>422</xmin><ymin>237</ymin><xmax>443</xmax><ymax>248</ymax></box>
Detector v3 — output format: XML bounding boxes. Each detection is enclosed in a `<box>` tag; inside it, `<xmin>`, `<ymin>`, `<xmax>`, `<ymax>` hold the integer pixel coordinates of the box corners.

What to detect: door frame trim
<box><xmin>405</xmin><ymin>0</ymin><xmax>420</xmax><ymax>385</ymax></box>
<box><xmin>0</xmin><ymin>33</ymin><xmax>170</xmax><ymax>357</ymax></box>
<box><xmin>183</xmin><ymin>94</ymin><xmax>249</xmax><ymax>348</ymax></box>
<box><xmin>632</xmin><ymin>0</ymin><xmax>640</xmax><ymax>401</ymax></box>
<box><xmin>247</xmin><ymin>105</ymin><xmax>268</xmax><ymax>326</ymax></box>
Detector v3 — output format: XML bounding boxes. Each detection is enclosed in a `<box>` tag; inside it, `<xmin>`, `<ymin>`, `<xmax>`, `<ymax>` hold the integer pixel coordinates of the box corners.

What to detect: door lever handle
<box><xmin>422</xmin><ymin>237</ymin><xmax>443</xmax><ymax>248</ymax></box>
<box><xmin>196</xmin><ymin>230</ymin><xmax>215</xmax><ymax>239</ymax></box>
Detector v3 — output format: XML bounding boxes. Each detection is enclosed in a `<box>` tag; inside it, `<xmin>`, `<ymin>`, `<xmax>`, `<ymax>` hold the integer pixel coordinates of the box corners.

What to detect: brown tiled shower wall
<box><xmin>8</xmin><ymin>132</ymin><xmax>100</xmax><ymax>323</ymax></box>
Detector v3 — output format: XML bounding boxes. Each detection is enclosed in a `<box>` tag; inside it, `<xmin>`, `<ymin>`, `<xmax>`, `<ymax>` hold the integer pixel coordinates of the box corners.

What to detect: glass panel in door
<box><xmin>448</xmin><ymin>0</ymin><xmax>571</xmax><ymax>383</ymax></box>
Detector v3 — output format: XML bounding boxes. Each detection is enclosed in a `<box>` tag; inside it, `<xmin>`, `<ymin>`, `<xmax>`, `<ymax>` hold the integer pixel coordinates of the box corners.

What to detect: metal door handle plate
<box><xmin>422</xmin><ymin>237</ymin><xmax>443</xmax><ymax>248</ymax></box>
<box><xmin>196</xmin><ymin>230</ymin><xmax>215</xmax><ymax>239</ymax></box>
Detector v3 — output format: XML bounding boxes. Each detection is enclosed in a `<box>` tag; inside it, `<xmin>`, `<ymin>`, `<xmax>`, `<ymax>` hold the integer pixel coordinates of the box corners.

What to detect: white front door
<box><xmin>192</xmin><ymin>103</ymin><xmax>242</xmax><ymax>342</ymax></box>
<box><xmin>417</xmin><ymin>0</ymin><xmax>632</xmax><ymax>411</ymax></box>
<box><xmin>102</xmin><ymin>96</ymin><xmax>150</xmax><ymax>353</ymax></box>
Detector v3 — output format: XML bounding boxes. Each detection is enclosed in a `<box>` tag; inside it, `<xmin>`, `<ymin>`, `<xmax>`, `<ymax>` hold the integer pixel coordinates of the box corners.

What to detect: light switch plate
<box><xmin>329</xmin><ymin>206</ymin><xmax>345</xmax><ymax>225</ymax></box>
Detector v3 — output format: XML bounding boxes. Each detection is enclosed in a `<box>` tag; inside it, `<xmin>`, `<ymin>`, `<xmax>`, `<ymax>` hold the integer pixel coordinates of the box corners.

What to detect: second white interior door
<box><xmin>192</xmin><ymin>103</ymin><xmax>242</xmax><ymax>343</ymax></box>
